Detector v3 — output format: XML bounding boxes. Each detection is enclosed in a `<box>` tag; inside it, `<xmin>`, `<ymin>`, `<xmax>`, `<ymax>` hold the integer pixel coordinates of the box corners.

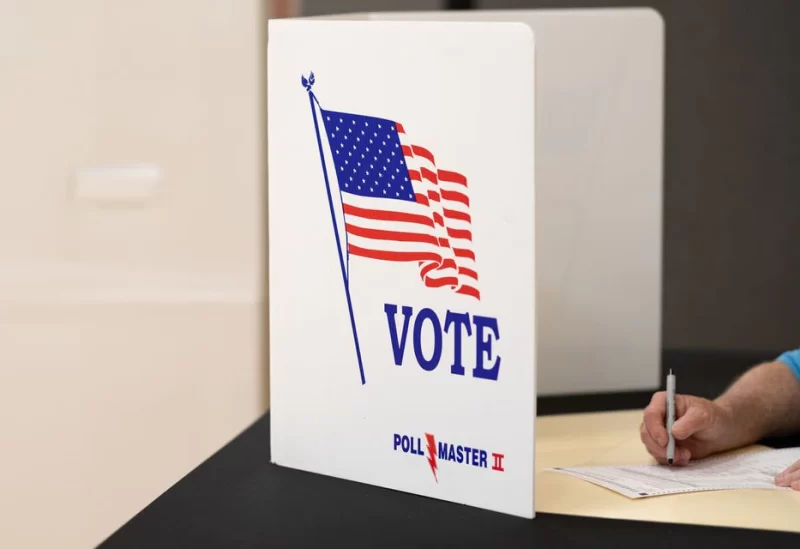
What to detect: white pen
<box><xmin>666</xmin><ymin>369</ymin><xmax>676</xmax><ymax>466</ymax></box>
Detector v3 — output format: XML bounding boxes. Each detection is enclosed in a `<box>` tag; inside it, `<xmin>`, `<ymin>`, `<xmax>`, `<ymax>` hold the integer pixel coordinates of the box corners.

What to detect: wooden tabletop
<box><xmin>535</xmin><ymin>410</ymin><xmax>800</xmax><ymax>533</ymax></box>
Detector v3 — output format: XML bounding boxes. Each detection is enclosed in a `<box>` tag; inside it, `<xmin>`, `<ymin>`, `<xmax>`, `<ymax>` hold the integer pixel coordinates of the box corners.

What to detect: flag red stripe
<box><xmin>441</xmin><ymin>258</ymin><xmax>457</xmax><ymax>270</ymax></box>
<box><xmin>454</xmin><ymin>248</ymin><xmax>475</xmax><ymax>260</ymax></box>
<box><xmin>447</xmin><ymin>228</ymin><xmax>472</xmax><ymax>241</ymax></box>
<box><xmin>442</xmin><ymin>208</ymin><xmax>470</xmax><ymax>223</ymax></box>
<box><xmin>349</xmin><ymin>245</ymin><xmax>440</xmax><ymax>263</ymax></box>
<box><xmin>408</xmin><ymin>170</ymin><xmax>421</xmax><ymax>182</ymax></box>
<box><xmin>424</xmin><ymin>276</ymin><xmax>458</xmax><ymax>288</ymax></box>
<box><xmin>420</xmin><ymin>262</ymin><xmax>438</xmax><ymax>279</ymax></box>
<box><xmin>433</xmin><ymin>212</ymin><xmax>444</xmax><ymax>226</ymax></box>
<box><xmin>411</xmin><ymin>145</ymin><xmax>435</xmax><ymax>164</ymax></box>
<box><xmin>438</xmin><ymin>170</ymin><xmax>467</xmax><ymax>186</ymax></box>
<box><xmin>402</xmin><ymin>145</ymin><xmax>413</xmax><ymax>157</ymax></box>
<box><xmin>459</xmin><ymin>267</ymin><xmax>478</xmax><ymax>280</ymax></box>
<box><xmin>414</xmin><ymin>192</ymin><xmax>430</xmax><ymax>206</ymax></box>
<box><xmin>441</xmin><ymin>189</ymin><xmax>469</xmax><ymax>206</ymax></box>
<box><xmin>342</xmin><ymin>204</ymin><xmax>434</xmax><ymax>228</ymax></box>
<box><xmin>346</xmin><ymin>223</ymin><xmax>439</xmax><ymax>246</ymax></box>
<box><xmin>456</xmin><ymin>285</ymin><xmax>480</xmax><ymax>299</ymax></box>
<box><xmin>420</xmin><ymin>167</ymin><xmax>437</xmax><ymax>183</ymax></box>
<box><xmin>396</xmin><ymin>122</ymin><xmax>406</xmax><ymax>133</ymax></box>
<box><xmin>419</xmin><ymin>257</ymin><xmax>458</xmax><ymax>280</ymax></box>
<box><xmin>428</xmin><ymin>190</ymin><xmax>440</xmax><ymax>203</ymax></box>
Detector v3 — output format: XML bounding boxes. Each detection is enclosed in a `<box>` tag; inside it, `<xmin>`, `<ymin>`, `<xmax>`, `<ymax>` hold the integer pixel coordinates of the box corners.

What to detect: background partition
<box><xmin>301</xmin><ymin>0</ymin><xmax>800</xmax><ymax>361</ymax></box>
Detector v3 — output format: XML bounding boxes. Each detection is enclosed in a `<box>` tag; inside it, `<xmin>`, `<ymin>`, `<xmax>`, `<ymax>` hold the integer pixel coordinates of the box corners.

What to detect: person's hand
<box><xmin>775</xmin><ymin>460</ymin><xmax>800</xmax><ymax>490</ymax></box>
<box><xmin>640</xmin><ymin>392</ymin><xmax>736</xmax><ymax>466</ymax></box>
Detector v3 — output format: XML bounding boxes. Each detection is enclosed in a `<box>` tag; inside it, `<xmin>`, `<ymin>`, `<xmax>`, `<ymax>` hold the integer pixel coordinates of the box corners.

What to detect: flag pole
<box><xmin>303</xmin><ymin>73</ymin><xmax>366</xmax><ymax>385</ymax></box>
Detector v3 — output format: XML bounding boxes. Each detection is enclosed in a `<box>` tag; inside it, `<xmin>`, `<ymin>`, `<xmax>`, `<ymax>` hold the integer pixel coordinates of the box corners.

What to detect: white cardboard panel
<box><xmin>268</xmin><ymin>18</ymin><xmax>535</xmax><ymax>518</ymax></box>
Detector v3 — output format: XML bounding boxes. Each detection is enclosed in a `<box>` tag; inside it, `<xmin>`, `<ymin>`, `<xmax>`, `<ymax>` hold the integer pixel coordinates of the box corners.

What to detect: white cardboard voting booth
<box><xmin>268</xmin><ymin>8</ymin><xmax>663</xmax><ymax>518</ymax></box>
<box><xmin>268</xmin><ymin>19</ymin><xmax>536</xmax><ymax>517</ymax></box>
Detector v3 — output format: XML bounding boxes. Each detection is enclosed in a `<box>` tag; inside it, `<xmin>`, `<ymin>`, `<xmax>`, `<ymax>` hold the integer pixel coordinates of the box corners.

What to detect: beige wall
<box><xmin>0</xmin><ymin>1</ymin><xmax>267</xmax><ymax>547</ymax></box>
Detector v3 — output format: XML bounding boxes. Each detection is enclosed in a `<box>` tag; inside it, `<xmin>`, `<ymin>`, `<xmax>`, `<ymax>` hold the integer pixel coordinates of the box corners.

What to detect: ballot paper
<box><xmin>549</xmin><ymin>447</ymin><xmax>800</xmax><ymax>498</ymax></box>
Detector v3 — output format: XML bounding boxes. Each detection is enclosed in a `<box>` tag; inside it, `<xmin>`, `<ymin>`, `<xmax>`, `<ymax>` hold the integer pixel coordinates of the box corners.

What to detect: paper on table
<box><xmin>548</xmin><ymin>447</ymin><xmax>800</xmax><ymax>499</ymax></box>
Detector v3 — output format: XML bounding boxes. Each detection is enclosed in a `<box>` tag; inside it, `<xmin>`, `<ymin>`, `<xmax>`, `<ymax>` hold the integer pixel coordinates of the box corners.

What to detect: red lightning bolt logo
<box><xmin>424</xmin><ymin>433</ymin><xmax>438</xmax><ymax>483</ymax></box>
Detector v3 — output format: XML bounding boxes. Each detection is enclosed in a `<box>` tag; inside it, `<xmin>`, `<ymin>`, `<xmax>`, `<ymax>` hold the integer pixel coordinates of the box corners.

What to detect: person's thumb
<box><xmin>671</xmin><ymin>403</ymin><xmax>714</xmax><ymax>440</ymax></box>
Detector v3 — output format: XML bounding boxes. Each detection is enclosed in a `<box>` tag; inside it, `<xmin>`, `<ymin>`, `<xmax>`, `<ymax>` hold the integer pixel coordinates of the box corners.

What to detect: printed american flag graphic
<box><xmin>321</xmin><ymin>109</ymin><xmax>480</xmax><ymax>300</ymax></box>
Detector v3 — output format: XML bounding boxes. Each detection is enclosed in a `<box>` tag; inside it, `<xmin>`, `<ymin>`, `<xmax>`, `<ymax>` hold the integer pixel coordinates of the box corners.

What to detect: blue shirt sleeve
<box><xmin>777</xmin><ymin>349</ymin><xmax>800</xmax><ymax>381</ymax></box>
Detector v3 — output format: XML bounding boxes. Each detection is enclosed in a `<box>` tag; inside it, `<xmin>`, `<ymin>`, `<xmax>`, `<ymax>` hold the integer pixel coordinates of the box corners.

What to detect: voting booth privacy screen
<box><xmin>268</xmin><ymin>8</ymin><xmax>664</xmax><ymax>518</ymax></box>
<box><xmin>285</xmin><ymin>9</ymin><xmax>664</xmax><ymax>397</ymax></box>
<box><xmin>268</xmin><ymin>19</ymin><xmax>536</xmax><ymax>517</ymax></box>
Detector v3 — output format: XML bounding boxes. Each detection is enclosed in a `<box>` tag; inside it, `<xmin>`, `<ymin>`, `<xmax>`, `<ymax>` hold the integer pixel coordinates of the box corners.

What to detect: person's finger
<box><xmin>662</xmin><ymin>441</ymin><xmax>692</xmax><ymax>467</ymax></box>
<box><xmin>640</xmin><ymin>422</ymin><xmax>696</xmax><ymax>466</ymax></box>
<box><xmin>792</xmin><ymin>479</ymin><xmax>800</xmax><ymax>491</ymax></box>
<box><xmin>776</xmin><ymin>469</ymin><xmax>800</xmax><ymax>487</ymax></box>
<box><xmin>672</xmin><ymin>447</ymin><xmax>692</xmax><ymax>467</ymax></box>
<box><xmin>777</xmin><ymin>459</ymin><xmax>800</xmax><ymax>478</ymax></box>
<box><xmin>643</xmin><ymin>392</ymin><xmax>668</xmax><ymax>447</ymax></box>
<box><xmin>640</xmin><ymin>422</ymin><xmax>667</xmax><ymax>462</ymax></box>
<box><xmin>775</xmin><ymin>462</ymin><xmax>800</xmax><ymax>487</ymax></box>
<box><xmin>674</xmin><ymin>393</ymin><xmax>691</xmax><ymax>418</ymax></box>
<box><xmin>775</xmin><ymin>470</ymin><xmax>800</xmax><ymax>487</ymax></box>
<box><xmin>671</xmin><ymin>403</ymin><xmax>714</xmax><ymax>440</ymax></box>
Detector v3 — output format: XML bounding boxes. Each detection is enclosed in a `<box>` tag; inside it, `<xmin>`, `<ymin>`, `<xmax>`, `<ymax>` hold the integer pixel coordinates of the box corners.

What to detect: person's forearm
<box><xmin>714</xmin><ymin>361</ymin><xmax>800</xmax><ymax>448</ymax></box>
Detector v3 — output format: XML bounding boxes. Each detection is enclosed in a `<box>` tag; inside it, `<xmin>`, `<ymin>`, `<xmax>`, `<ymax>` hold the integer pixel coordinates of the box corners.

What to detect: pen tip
<box><xmin>668</xmin><ymin>458</ymin><xmax>673</xmax><ymax>466</ymax></box>
<box><xmin>669</xmin><ymin>368</ymin><xmax>673</xmax><ymax>375</ymax></box>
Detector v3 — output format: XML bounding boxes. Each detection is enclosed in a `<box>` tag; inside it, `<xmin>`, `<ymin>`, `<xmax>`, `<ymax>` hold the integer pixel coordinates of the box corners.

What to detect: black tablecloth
<box><xmin>100</xmin><ymin>351</ymin><xmax>800</xmax><ymax>548</ymax></box>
